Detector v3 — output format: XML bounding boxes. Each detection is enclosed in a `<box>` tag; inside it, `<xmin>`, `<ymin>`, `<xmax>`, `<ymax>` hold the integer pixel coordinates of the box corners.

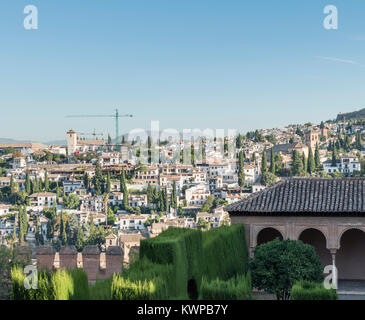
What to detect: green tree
<box><xmin>307</xmin><ymin>148</ymin><xmax>315</xmax><ymax>174</ymax></box>
<box><xmin>171</xmin><ymin>181</ymin><xmax>178</xmax><ymax>211</ymax></box>
<box><xmin>261</xmin><ymin>149</ymin><xmax>268</xmax><ymax>173</ymax></box>
<box><xmin>291</xmin><ymin>150</ymin><xmax>304</xmax><ymax>176</ymax></box>
<box><xmin>201</xmin><ymin>195</ymin><xmax>215</xmax><ymax>213</ymax></box>
<box><xmin>75</xmin><ymin>227</ymin><xmax>85</xmax><ymax>252</ymax></box>
<box><xmin>164</xmin><ymin>187</ymin><xmax>169</xmax><ymax>213</ymax></box>
<box><xmin>44</xmin><ymin>170</ymin><xmax>49</xmax><ymax>192</ymax></box>
<box><xmin>302</xmin><ymin>153</ymin><xmax>307</xmax><ymax>175</ymax></box>
<box><xmin>106</xmin><ymin>172</ymin><xmax>111</xmax><ymax>194</ymax></box>
<box><xmin>83</xmin><ymin>173</ymin><xmax>90</xmax><ymax>191</ymax></box>
<box><xmin>314</xmin><ymin>144</ymin><xmax>321</xmax><ymax>169</ymax></box>
<box><xmin>121</xmin><ymin>168</ymin><xmax>129</xmax><ymax>210</ymax></box>
<box><xmin>250</xmin><ymin>238</ymin><xmax>323</xmax><ymax>300</ymax></box>
<box><xmin>269</xmin><ymin>148</ymin><xmax>276</xmax><ymax>174</ymax></box>
<box><xmin>238</xmin><ymin>151</ymin><xmax>245</xmax><ymax>193</ymax></box>
<box><xmin>261</xmin><ymin>172</ymin><xmax>278</xmax><ymax>186</ymax></box>
<box><xmin>25</xmin><ymin>170</ymin><xmax>31</xmax><ymax>194</ymax></box>
<box><xmin>63</xmin><ymin>194</ymin><xmax>80</xmax><ymax>210</ymax></box>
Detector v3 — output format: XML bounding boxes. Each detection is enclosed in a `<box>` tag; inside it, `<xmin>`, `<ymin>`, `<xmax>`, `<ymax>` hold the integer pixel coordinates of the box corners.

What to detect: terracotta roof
<box><xmin>226</xmin><ymin>178</ymin><xmax>365</xmax><ymax>215</ymax></box>
<box><xmin>29</xmin><ymin>192</ymin><xmax>57</xmax><ymax>197</ymax></box>
<box><xmin>119</xmin><ymin>233</ymin><xmax>143</xmax><ymax>243</ymax></box>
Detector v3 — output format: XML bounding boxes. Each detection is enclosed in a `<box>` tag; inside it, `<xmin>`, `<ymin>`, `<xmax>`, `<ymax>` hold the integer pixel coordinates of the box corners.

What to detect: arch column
<box><xmin>330</xmin><ymin>249</ymin><xmax>338</xmax><ymax>289</ymax></box>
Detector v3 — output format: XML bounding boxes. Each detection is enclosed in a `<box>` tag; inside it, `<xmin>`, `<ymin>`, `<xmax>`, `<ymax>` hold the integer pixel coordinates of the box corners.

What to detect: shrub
<box><xmin>69</xmin><ymin>268</ymin><xmax>89</xmax><ymax>300</ymax></box>
<box><xmin>112</xmin><ymin>258</ymin><xmax>175</xmax><ymax>300</ymax></box>
<box><xmin>51</xmin><ymin>269</ymin><xmax>74</xmax><ymax>300</ymax></box>
<box><xmin>89</xmin><ymin>277</ymin><xmax>113</xmax><ymax>300</ymax></box>
<box><xmin>250</xmin><ymin>238</ymin><xmax>323</xmax><ymax>300</ymax></box>
<box><xmin>200</xmin><ymin>272</ymin><xmax>252</xmax><ymax>300</ymax></box>
<box><xmin>291</xmin><ymin>281</ymin><xmax>338</xmax><ymax>300</ymax></box>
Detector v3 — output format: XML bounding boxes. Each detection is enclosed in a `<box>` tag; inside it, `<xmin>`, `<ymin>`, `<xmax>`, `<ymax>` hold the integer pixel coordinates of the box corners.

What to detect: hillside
<box><xmin>337</xmin><ymin>108</ymin><xmax>365</xmax><ymax>121</ymax></box>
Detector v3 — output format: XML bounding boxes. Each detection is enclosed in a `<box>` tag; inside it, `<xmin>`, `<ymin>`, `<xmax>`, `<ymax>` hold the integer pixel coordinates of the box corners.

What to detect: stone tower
<box><xmin>67</xmin><ymin>129</ymin><xmax>78</xmax><ymax>155</ymax></box>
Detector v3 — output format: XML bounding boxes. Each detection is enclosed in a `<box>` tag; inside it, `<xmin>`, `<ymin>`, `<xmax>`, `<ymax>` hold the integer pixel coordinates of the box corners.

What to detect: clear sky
<box><xmin>0</xmin><ymin>0</ymin><xmax>365</xmax><ymax>142</ymax></box>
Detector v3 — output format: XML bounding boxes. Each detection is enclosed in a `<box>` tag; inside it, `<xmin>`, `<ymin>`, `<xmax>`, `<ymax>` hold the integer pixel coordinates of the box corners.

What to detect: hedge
<box><xmin>11</xmin><ymin>266</ymin><xmax>93</xmax><ymax>300</ymax></box>
<box><xmin>291</xmin><ymin>281</ymin><xmax>338</xmax><ymax>300</ymax></box>
<box><xmin>202</xmin><ymin>225</ymin><xmax>248</xmax><ymax>281</ymax></box>
<box><xmin>11</xmin><ymin>225</ymin><xmax>250</xmax><ymax>300</ymax></box>
<box><xmin>200</xmin><ymin>272</ymin><xmax>252</xmax><ymax>300</ymax></box>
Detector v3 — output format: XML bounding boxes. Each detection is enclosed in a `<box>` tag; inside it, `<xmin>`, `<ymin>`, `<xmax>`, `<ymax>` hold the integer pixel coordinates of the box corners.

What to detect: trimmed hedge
<box><xmin>11</xmin><ymin>266</ymin><xmax>91</xmax><ymax>300</ymax></box>
<box><xmin>291</xmin><ymin>281</ymin><xmax>338</xmax><ymax>300</ymax></box>
<box><xmin>112</xmin><ymin>258</ymin><xmax>175</xmax><ymax>300</ymax></box>
<box><xmin>11</xmin><ymin>225</ymin><xmax>250</xmax><ymax>300</ymax></box>
<box><xmin>200</xmin><ymin>272</ymin><xmax>252</xmax><ymax>300</ymax></box>
<box><xmin>202</xmin><ymin>225</ymin><xmax>249</xmax><ymax>281</ymax></box>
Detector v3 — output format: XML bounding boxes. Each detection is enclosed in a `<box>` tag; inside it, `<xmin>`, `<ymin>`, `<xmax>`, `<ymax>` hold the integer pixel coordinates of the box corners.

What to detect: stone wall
<box><xmin>33</xmin><ymin>245</ymin><xmax>124</xmax><ymax>281</ymax></box>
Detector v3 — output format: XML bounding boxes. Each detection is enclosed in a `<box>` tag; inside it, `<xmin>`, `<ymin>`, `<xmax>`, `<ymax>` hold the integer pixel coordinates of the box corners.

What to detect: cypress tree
<box><xmin>44</xmin><ymin>170</ymin><xmax>49</xmax><ymax>192</ymax></box>
<box><xmin>314</xmin><ymin>144</ymin><xmax>321</xmax><ymax>168</ymax></box>
<box><xmin>25</xmin><ymin>170</ymin><xmax>31</xmax><ymax>194</ymax></box>
<box><xmin>172</xmin><ymin>181</ymin><xmax>178</xmax><ymax>210</ymax></box>
<box><xmin>238</xmin><ymin>151</ymin><xmax>245</xmax><ymax>193</ymax></box>
<box><xmin>307</xmin><ymin>148</ymin><xmax>315</xmax><ymax>174</ymax></box>
<box><xmin>106</xmin><ymin>172</ymin><xmax>111</xmax><ymax>194</ymax></box>
<box><xmin>121</xmin><ymin>168</ymin><xmax>128</xmax><ymax>209</ymax></box>
<box><xmin>164</xmin><ymin>187</ymin><xmax>169</xmax><ymax>214</ymax></box>
<box><xmin>261</xmin><ymin>149</ymin><xmax>268</xmax><ymax>173</ymax></box>
<box><xmin>269</xmin><ymin>148</ymin><xmax>276</xmax><ymax>174</ymax></box>
<box><xmin>302</xmin><ymin>153</ymin><xmax>307</xmax><ymax>175</ymax></box>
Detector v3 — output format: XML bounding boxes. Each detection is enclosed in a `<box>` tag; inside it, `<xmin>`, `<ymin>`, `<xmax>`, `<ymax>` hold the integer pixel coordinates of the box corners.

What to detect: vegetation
<box><xmin>291</xmin><ymin>280</ymin><xmax>338</xmax><ymax>300</ymax></box>
<box><xmin>250</xmin><ymin>238</ymin><xmax>323</xmax><ymax>300</ymax></box>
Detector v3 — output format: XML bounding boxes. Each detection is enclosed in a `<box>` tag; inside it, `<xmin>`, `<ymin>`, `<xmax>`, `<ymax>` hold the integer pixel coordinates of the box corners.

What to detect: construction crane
<box><xmin>66</xmin><ymin>109</ymin><xmax>133</xmax><ymax>151</ymax></box>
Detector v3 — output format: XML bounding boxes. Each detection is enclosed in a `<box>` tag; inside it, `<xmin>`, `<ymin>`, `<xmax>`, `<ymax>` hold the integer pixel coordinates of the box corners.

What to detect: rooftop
<box><xmin>226</xmin><ymin>178</ymin><xmax>365</xmax><ymax>215</ymax></box>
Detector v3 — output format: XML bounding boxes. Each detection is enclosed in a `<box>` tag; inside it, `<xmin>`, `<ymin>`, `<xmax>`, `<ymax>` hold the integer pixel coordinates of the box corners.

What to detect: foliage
<box><xmin>250</xmin><ymin>239</ymin><xmax>323</xmax><ymax>300</ymax></box>
<box><xmin>200</xmin><ymin>273</ymin><xmax>252</xmax><ymax>300</ymax></box>
<box><xmin>261</xmin><ymin>172</ymin><xmax>277</xmax><ymax>186</ymax></box>
<box><xmin>63</xmin><ymin>194</ymin><xmax>80</xmax><ymax>210</ymax></box>
<box><xmin>291</xmin><ymin>280</ymin><xmax>338</xmax><ymax>300</ymax></box>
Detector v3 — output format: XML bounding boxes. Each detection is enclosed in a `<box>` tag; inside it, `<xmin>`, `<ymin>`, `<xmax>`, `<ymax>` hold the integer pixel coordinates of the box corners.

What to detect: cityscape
<box><xmin>1</xmin><ymin>0</ymin><xmax>365</xmax><ymax>308</ymax></box>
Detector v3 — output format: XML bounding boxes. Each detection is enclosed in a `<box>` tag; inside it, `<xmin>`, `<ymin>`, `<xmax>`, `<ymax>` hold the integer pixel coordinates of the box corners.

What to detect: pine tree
<box><xmin>269</xmin><ymin>148</ymin><xmax>276</xmax><ymax>174</ymax></box>
<box><xmin>108</xmin><ymin>134</ymin><xmax>112</xmax><ymax>145</ymax></box>
<box><xmin>307</xmin><ymin>148</ymin><xmax>315</xmax><ymax>174</ymax></box>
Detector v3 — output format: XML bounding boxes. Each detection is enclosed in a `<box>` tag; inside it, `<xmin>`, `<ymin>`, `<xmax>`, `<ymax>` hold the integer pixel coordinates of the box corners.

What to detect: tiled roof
<box><xmin>226</xmin><ymin>178</ymin><xmax>365</xmax><ymax>215</ymax></box>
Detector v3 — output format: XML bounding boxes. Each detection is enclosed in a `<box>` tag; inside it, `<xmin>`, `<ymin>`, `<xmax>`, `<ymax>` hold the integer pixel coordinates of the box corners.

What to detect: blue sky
<box><xmin>0</xmin><ymin>0</ymin><xmax>365</xmax><ymax>141</ymax></box>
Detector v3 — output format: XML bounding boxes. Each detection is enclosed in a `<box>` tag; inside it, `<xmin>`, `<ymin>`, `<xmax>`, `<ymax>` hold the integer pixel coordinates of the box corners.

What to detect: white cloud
<box><xmin>316</xmin><ymin>56</ymin><xmax>358</xmax><ymax>65</ymax></box>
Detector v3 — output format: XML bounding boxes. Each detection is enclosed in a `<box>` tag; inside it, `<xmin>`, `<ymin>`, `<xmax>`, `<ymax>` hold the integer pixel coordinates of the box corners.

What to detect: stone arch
<box><xmin>336</xmin><ymin>226</ymin><xmax>365</xmax><ymax>249</ymax></box>
<box><xmin>336</xmin><ymin>228</ymin><xmax>365</xmax><ymax>280</ymax></box>
<box><xmin>298</xmin><ymin>228</ymin><xmax>332</xmax><ymax>268</ymax></box>
<box><xmin>256</xmin><ymin>227</ymin><xmax>284</xmax><ymax>246</ymax></box>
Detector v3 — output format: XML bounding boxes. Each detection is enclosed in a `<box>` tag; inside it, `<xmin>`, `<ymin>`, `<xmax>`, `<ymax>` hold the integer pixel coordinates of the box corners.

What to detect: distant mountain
<box><xmin>337</xmin><ymin>108</ymin><xmax>365</xmax><ymax>121</ymax></box>
<box><xmin>0</xmin><ymin>138</ymin><xmax>67</xmax><ymax>146</ymax></box>
<box><xmin>0</xmin><ymin>138</ymin><xmax>33</xmax><ymax>144</ymax></box>
<box><xmin>44</xmin><ymin>140</ymin><xmax>67</xmax><ymax>146</ymax></box>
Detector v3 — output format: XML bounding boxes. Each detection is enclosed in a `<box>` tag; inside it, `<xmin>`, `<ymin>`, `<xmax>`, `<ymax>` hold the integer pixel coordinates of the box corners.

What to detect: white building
<box><xmin>323</xmin><ymin>156</ymin><xmax>361</xmax><ymax>174</ymax></box>
<box><xmin>29</xmin><ymin>193</ymin><xmax>57</xmax><ymax>208</ymax></box>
